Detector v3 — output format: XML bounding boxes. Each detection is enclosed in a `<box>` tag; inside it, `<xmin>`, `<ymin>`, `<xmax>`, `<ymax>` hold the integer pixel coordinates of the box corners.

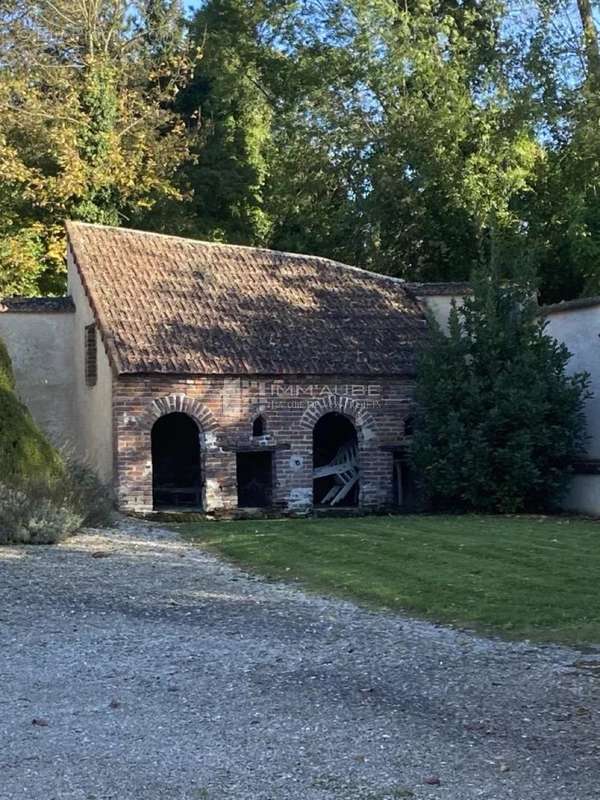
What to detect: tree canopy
<box><xmin>0</xmin><ymin>0</ymin><xmax>197</xmax><ymax>294</ymax></box>
<box><xmin>1</xmin><ymin>1</ymin><xmax>600</xmax><ymax>299</ymax></box>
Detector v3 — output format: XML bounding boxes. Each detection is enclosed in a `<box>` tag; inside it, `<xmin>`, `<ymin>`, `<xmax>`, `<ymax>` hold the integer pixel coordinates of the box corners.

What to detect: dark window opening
<box><xmin>151</xmin><ymin>413</ymin><xmax>202</xmax><ymax>509</ymax></box>
<box><xmin>392</xmin><ymin>456</ymin><xmax>418</xmax><ymax>510</ymax></box>
<box><xmin>252</xmin><ymin>415</ymin><xmax>266</xmax><ymax>437</ymax></box>
<box><xmin>85</xmin><ymin>323</ymin><xmax>97</xmax><ymax>387</ymax></box>
<box><xmin>313</xmin><ymin>412</ymin><xmax>359</xmax><ymax>506</ymax></box>
<box><xmin>404</xmin><ymin>416</ymin><xmax>415</xmax><ymax>437</ymax></box>
<box><xmin>237</xmin><ymin>451</ymin><xmax>272</xmax><ymax>508</ymax></box>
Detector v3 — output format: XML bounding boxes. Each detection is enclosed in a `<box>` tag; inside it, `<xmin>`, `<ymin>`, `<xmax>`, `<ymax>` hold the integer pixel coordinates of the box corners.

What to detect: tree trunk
<box><xmin>577</xmin><ymin>0</ymin><xmax>600</xmax><ymax>87</ymax></box>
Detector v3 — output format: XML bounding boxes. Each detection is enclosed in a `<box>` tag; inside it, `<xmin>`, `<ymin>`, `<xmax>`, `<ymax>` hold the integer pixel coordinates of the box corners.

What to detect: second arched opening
<box><xmin>312</xmin><ymin>412</ymin><xmax>359</xmax><ymax>507</ymax></box>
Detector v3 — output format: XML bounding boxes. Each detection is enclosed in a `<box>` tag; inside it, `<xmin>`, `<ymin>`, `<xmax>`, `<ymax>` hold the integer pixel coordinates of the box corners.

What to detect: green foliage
<box><xmin>0</xmin><ymin>337</ymin><xmax>113</xmax><ymax>542</ymax></box>
<box><xmin>155</xmin><ymin>0</ymin><xmax>277</xmax><ymax>245</ymax></box>
<box><xmin>0</xmin><ymin>383</ymin><xmax>63</xmax><ymax>486</ymax></box>
<box><xmin>0</xmin><ymin>337</ymin><xmax>14</xmax><ymax>391</ymax></box>
<box><xmin>2</xmin><ymin>2</ymin><xmax>600</xmax><ymax>297</ymax></box>
<box><xmin>0</xmin><ymin>338</ymin><xmax>71</xmax><ymax>541</ymax></box>
<box><xmin>0</xmin><ymin>461</ymin><xmax>114</xmax><ymax>545</ymax></box>
<box><xmin>412</xmin><ymin>275</ymin><xmax>591</xmax><ymax>513</ymax></box>
<box><xmin>176</xmin><ymin>0</ymin><xmax>540</xmax><ymax>281</ymax></box>
<box><xmin>0</xmin><ymin>482</ymin><xmax>83</xmax><ymax>544</ymax></box>
<box><xmin>0</xmin><ymin>0</ymin><xmax>197</xmax><ymax>294</ymax></box>
<box><xmin>62</xmin><ymin>459</ymin><xmax>114</xmax><ymax>528</ymax></box>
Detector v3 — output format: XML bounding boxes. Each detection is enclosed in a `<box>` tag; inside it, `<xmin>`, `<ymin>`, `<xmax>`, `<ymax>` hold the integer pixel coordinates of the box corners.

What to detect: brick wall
<box><xmin>113</xmin><ymin>374</ymin><xmax>415</xmax><ymax>514</ymax></box>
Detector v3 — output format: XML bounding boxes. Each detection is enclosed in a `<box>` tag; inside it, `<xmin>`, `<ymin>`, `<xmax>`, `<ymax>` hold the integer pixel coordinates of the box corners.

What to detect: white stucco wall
<box><xmin>546</xmin><ymin>304</ymin><xmax>600</xmax><ymax>515</ymax></box>
<box><xmin>546</xmin><ymin>305</ymin><xmax>600</xmax><ymax>458</ymax></box>
<box><xmin>67</xmin><ymin>250</ymin><xmax>114</xmax><ymax>483</ymax></box>
<box><xmin>419</xmin><ymin>295</ymin><xmax>465</xmax><ymax>332</ymax></box>
<box><xmin>561</xmin><ymin>475</ymin><xmax>600</xmax><ymax>517</ymax></box>
<box><xmin>0</xmin><ymin>310</ymin><xmax>76</xmax><ymax>447</ymax></box>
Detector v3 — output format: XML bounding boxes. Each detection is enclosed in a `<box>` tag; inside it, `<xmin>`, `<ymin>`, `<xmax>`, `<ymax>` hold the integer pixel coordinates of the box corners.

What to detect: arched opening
<box><xmin>151</xmin><ymin>412</ymin><xmax>202</xmax><ymax>509</ymax></box>
<box><xmin>313</xmin><ymin>412</ymin><xmax>359</xmax><ymax>506</ymax></box>
<box><xmin>252</xmin><ymin>415</ymin><xmax>266</xmax><ymax>437</ymax></box>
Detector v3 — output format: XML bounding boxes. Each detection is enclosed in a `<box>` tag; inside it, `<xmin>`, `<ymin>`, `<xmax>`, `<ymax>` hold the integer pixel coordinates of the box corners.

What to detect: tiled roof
<box><xmin>66</xmin><ymin>221</ymin><xmax>427</xmax><ymax>376</ymax></box>
<box><xmin>0</xmin><ymin>296</ymin><xmax>75</xmax><ymax>313</ymax></box>
<box><xmin>405</xmin><ymin>282</ymin><xmax>472</xmax><ymax>297</ymax></box>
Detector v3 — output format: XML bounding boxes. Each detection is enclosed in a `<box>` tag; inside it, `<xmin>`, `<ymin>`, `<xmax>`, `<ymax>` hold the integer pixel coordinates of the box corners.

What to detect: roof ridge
<box><xmin>65</xmin><ymin>220</ymin><xmax>409</xmax><ymax>287</ymax></box>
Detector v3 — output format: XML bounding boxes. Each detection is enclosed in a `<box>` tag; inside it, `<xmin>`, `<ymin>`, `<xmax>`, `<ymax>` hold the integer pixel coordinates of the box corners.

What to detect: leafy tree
<box><xmin>3</xmin><ymin>0</ymin><xmax>600</xmax><ymax>299</ymax></box>
<box><xmin>518</xmin><ymin>1</ymin><xmax>600</xmax><ymax>301</ymax></box>
<box><xmin>0</xmin><ymin>0</ymin><xmax>196</xmax><ymax>294</ymax></box>
<box><xmin>264</xmin><ymin>0</ymin><xmax>539</xmax><ymax>278</ymax></box>
<box><xmin>155</xmin><ymin>0</ymin><xmax>289</xmax><ymax>245</ymax></box>
<box><xmin>412</xmin><ymin>274</ymin><xmax>591</xmax><ymax>512</ymax></box>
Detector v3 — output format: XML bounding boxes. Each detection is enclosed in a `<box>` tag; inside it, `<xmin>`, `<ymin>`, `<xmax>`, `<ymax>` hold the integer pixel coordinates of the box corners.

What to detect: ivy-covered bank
<box><xmin>0</xmin><ymin>336</ymin><xmax>62</xmax><ymax>485</ymax></box>
<box><xmin>0</xmin><ymin>336</ymin><xmax>112</xmax><ymax>544</ymax></box>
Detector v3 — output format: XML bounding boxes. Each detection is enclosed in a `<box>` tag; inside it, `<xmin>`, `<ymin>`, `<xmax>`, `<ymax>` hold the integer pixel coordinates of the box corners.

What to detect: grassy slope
<box><xmin>179</xmin><ymin>514</ymin><xmax>600</xmax><ymax>644</ymax></box>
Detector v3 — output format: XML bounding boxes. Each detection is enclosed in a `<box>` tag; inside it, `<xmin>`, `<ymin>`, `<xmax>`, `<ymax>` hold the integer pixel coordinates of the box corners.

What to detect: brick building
<box><xmin>1</xmin><ymin>222</ymin><xmax>434</xmax><ymax>514</ymax></box>
<box><xmin>3</xmin><ymin>222</ymin><xmax>598</xmax><ymax>516</ymax></box>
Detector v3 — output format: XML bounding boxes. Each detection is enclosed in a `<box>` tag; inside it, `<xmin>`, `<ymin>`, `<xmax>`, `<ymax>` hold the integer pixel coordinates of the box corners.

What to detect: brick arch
<box><xmin>298</xmin><ymin>394</ymin><xmax>377</xmax><ymax>443</ymax></box>
<box><xmin>140</xmin><ymin>393</ymin><xmax>220</xmax><ymax>446</ymax></box>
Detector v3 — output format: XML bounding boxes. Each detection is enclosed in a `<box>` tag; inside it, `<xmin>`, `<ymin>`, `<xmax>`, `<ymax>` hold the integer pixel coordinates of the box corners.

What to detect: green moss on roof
<box><xmin>0</xmin><ymin>338</ymin><xmax>63</xmax><ymax>485</ymax></box>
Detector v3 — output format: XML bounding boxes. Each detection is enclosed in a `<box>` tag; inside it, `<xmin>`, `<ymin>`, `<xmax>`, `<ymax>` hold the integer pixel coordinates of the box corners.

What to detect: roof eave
<box><xmin>66</xmin><ymin>223</ymin><xmax>125</xmax><ymax>375</ymax></box>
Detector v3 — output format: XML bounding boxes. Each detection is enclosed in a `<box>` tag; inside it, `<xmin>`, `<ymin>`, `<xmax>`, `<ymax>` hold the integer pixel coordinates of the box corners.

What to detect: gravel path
<box><xmin>1</xmin><ymin>519</ymin><xmax>599</xmax><ymax>800</ymax></box>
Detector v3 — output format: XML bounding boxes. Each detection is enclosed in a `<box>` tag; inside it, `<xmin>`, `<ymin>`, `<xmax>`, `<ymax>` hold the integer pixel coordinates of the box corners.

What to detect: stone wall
<box><xmin>113</xmin><ymin>374</ymin><xmax>415</xmax><ymax>513</ymax></box>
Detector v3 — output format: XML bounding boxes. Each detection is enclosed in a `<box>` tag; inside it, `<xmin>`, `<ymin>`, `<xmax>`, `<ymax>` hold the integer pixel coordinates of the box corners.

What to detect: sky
<box><xmin>185</xmin><ymin>0</ymin><xmax>204</xmax><ymax>13</ymax></box>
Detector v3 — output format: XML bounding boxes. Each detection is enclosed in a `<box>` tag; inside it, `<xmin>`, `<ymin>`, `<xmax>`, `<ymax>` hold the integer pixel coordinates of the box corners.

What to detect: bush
<box><xmin>0</xmin><ymin>463</ymin><xmax>114</xmax><ymax>545</ymax></box>
<box><xmin>63</xmin><ymin>459</ymin><xmax>115</xmax><ymax>528</ymax></box>
<box><xmin>412</xmin><ymin>274</ymin><xmax>591</xmax><ymax>513</ymax></box>
<box><xmin>0</xmin><ymin>482</ymin><xmax>83</xmax><ymax>544</ymax></box>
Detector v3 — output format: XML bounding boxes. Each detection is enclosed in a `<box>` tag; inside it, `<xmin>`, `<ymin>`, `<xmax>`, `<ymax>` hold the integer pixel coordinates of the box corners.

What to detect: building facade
<box><xmin>1</xmin><ymin>222</ymin><xmax>429</xmax><ymax>515</ymax></box>
<box><xmin>3</xmin><ymin>221</ymin><xmax>597</xmax><ymax>517</ymax></box>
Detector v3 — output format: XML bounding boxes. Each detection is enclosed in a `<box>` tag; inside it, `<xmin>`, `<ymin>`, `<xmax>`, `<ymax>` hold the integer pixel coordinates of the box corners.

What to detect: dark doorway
<box><xmin>236</xmin><ymin>451</ymin><xmax>273</xmax><ymax>508</ymax></box>
<box><xmin>151</xmin><ymin>413</ymin><xmax>202</xmax><ymax>509</ymax></box>
<box><xmin>392</xmin><ymin>454</ymin><xmax>418</xmax><ymax>511</ymax></box>
<box><xmin>313</xmin><ymin>412</ymin><xmax>359</xmax><ymax>506</ymax></box>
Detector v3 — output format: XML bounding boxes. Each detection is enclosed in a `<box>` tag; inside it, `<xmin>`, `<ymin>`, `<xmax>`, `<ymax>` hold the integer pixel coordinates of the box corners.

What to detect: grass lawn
<box><xmin>177</xmin><ymin>514</ymin><xmax>600</xmax><ymax>645</ymax></box>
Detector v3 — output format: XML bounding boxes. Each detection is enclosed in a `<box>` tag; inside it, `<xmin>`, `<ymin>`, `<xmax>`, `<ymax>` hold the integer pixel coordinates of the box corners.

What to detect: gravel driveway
<box><xmin>1</xmin><ymin>519</ymin><xmax>599</xmax><ymax>800</ymax></box>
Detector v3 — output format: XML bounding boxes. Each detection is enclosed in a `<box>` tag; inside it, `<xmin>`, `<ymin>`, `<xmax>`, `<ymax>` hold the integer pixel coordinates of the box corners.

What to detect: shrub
<box><xmin>412</xmin><ymin>274</ymin><xmax>591</xmax><ymax>513</ymax></box>
<box><xmin>63</xmin><ymin>459</ymin><xmax>115</xmax><ymax>527</ymax></box>
<box><xmin>0</xmin><ymin>483</ymin><xmax>83</xmax><ymax>545</ymax></box>
<box><xmin>0</xmin><ymin>463</ymin><xmax>114</xmax><ymax>545</ymax></box>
